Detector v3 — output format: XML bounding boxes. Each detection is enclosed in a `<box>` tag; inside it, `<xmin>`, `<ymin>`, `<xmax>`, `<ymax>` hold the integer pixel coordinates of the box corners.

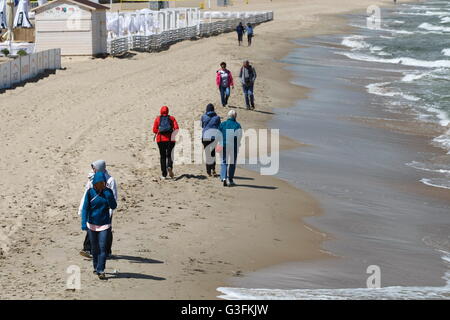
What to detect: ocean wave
<box><xmin>406</xmin><ymin>161</ymin><xmax>450</xmax><ymax>174</ymax></box>
<box><xmin>419</xmin><ymin>23</ymin><xmax>450</xmax><ymax>32</ymax></box>
<box><xmin>427</xmin><ymin>106</ymin><xmax>450</xmax><ymax>127</ymax></box>
<box><xmin>440</xmin><ymin>17</ymin><xmax>450</xmax><ymax>24</ymax></box>
<box><xmin>442</xmin><ymin>48</ymin><xmax>450</xmax><ymax>56</ymax></box>
<box><xmin>217</xmin><ymin>252</ymin><xmax>450</xmax><ymax>299</ymax></box>
<box><xmin>397</xmin><ymin>11</ymin><xmax>450</xmax><ymax>17</ymax></box>
<box><xmin>341</xmin><ymin>35</ymin><xmax>370</xmax><ymax>50</ymax></box>
<box><xmin>337</xmin><ymin>51</ymin><xmax>450</xmax><ymax>68</ymax></box>
<box><xmin>433</xmin><ymin>131</ymin><xmax>450</xmax><ymax>151</ymax></box>
<box><xmin>420</xmin><ymin>178</ymin><xmax>450</xmax><ymax>189</ymax></box>
<box><xmin>402</xmin><ymin>72</ymin><xmax>429</xmax><ymax>82</ymax></box>
<box><xmin>366</xmin><ymin>82</ymin><xmax>420</xmax><ymax>101</ymax></box>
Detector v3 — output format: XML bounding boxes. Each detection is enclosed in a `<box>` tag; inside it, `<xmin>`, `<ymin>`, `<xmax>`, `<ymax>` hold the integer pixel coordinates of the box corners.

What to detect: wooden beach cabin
<box><xmin>32</xmin><ymin>0</ymin><xmax>108</xmax><ymax>56</ymax></box>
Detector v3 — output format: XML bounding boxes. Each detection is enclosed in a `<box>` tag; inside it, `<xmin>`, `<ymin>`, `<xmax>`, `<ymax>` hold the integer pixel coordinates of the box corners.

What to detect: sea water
<box><xmin>218</xmin><ymin>0</ymin><xmax>450</xmax><ymax>300</ymax></box>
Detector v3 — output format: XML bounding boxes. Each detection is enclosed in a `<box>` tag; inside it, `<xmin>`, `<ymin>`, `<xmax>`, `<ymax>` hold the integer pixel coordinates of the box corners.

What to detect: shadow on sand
<box><xmin>110</xmin><ymin>255</ymin><xmax>164</xmax><ymax>264</ymax></box>
<box><xmin>106</xmin><ymin>272</ymin><xmax>166</xmax><ymax>281</ymax></box>
<box><xmin>174</xmin><ymin>174</ymin><xmax>208</xmax><ymax>181</ymax></box>
<box><xmin>233</xmin><ymin>184</ymin><xmax>278</xmax><ymax>190</ymax></box>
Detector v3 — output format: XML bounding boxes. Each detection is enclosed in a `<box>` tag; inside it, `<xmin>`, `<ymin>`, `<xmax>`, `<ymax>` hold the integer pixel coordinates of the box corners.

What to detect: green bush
<box><xmin>17</xmin><ymin>49</ymin><xmax>27</xmax><ymax>56</ymax></box>
<box><xmin>1</xmin><ymin>48</ymin><xmax>9</xmax><ymax>56</ymax></box>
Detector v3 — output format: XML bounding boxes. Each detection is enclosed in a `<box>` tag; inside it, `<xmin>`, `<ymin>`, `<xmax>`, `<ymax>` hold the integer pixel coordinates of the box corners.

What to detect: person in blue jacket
<box><xmin>81</xmin><ymin>171</ymin><xmax>117</xmax><ymax>280</ymax></box>
<box><xmin>246</xmin><ymin>23</ymin><xmax>254</xmax><ymax>46</ymax></box>
<box><xmin>218</xmin><ymin>110</ymin><xmax>242</xmax><ymax>187</ymax></box>
<box><xmin>201</xmin><ymin>103</ymin><xmax>221</xmax><ymax>177</ymax></box>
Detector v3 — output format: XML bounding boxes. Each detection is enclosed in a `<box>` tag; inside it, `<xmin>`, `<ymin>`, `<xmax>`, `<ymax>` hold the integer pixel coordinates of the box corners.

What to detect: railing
<box><xmin>107</xmin><ymin>11</ymin><xmax>273</xmax><ymax>56</ymax></box>
<box><xmin>0</xmin><ymin>48</ymin><xmax>61</xmax><ymax>91</ymax></box>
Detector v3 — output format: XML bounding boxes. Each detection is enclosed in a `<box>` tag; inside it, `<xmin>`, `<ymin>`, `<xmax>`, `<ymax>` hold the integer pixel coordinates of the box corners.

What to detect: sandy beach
<box><xmin>0</xmin><ymin>0</ymin><xmax>418</xmax><ymax>299</ymax></box>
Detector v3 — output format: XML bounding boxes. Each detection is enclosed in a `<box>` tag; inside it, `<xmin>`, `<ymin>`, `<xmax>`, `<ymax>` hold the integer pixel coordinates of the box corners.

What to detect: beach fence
<box><xmin>0</xmin><ymin>48</ymin><xmax>61</xmax><ymax>91</ymax></box>
<box><xmin>107</xmin><ymin>10</ymin><xmax>273</xmax><ymax>56</ymax></box>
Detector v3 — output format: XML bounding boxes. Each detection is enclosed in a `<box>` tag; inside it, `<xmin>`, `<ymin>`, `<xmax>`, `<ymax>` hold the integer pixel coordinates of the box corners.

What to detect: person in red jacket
<box><xmin>152</xmin><ymin>106</ymin><xmax>179</xmax><ymax>179</ymax></box>
<box><xmin>216</xmin><ymin>62</ymin><xmax>234</xmax><ymax>107</ymax></box>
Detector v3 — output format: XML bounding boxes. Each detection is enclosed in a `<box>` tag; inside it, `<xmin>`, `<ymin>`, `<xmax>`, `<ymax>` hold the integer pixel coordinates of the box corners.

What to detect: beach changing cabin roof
<box><xmin>31</xmin><ymin>0</ymin><xmax>109</xmax><ymax>13</ymax></box>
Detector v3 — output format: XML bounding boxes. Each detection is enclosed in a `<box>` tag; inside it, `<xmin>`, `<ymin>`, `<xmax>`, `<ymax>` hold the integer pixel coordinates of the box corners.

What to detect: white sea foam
<box><xmin>217</xmin><ymin>252</ymin><xmax>450</xmax><ymax>300</ymax></box>
<box><xmin>337</xmin><ymin>51</ymin><xmax>450</xmax><ymax>68</ymax></box>
<box><xmin>442</xmin><ymin>48</ymin><xmax>450</xmax><ymax>56</ymax></box>
<box><xmin>406</xmin><ymin>161</ymin><xmax>450</xmax><ymax>174</ymax></box>
<box><xmin>366</xmin><ymin>82</ymin><xmax>420</xmax><ymax>101</ymax></box>
<box><xmin>402</xmin><ymin>72</ymin><xmax>428</xmax><ymax>82</ymax></box>
<box><xmin>427</xmin><ymin>106</ymin><xmax>450</xmax><ymax>126</ymax></box>
<box><xmin>341</xmin><ymin>35</ymin><xmax>370</xmax><ymax>50</ymax></box>
<box><xmin>420</xmin><ymin>178</ymin><xmax>450</xmax><ymax>189</ymax></box>
<box><xmin>398</xmin><ymin>11</ymin><xmax>450</xmax><ymax>17</ymax></box>
<box><xmin>440</xmin><ymin>17</ymin><xmax>450</xmax><ymax>24</ymax></box>
<box><xmin>433</xmin><ymin>131</ymin><xmax>450</xmax><ymax>151</ymax></box>
<box><xmin>419</xmin><ymin>22</ymin><xmax>450</xmax><ymax>32</ymax></box>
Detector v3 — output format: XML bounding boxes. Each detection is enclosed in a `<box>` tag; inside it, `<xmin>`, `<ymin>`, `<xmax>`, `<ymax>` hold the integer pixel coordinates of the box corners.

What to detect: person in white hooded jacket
<box><xmin>78</xmin><ymin>160</ymin><xmax>117</xmax><ymax>258</ymax></box>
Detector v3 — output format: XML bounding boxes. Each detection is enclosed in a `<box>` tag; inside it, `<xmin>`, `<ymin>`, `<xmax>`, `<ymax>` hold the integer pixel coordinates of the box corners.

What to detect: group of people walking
<box><xmin>79</xmin><ymin>22</ymin><xmax>259</xmax><ymax>279</ymax></box>
<box><xmin>217</xmin><ymin>60</ymin><xmax>257</xmax><ymax>110</ymax></box>
<box><xmin>236</xmin><ymin>22</ymin><xmax>254</xmax><ymax>47</ymax></box>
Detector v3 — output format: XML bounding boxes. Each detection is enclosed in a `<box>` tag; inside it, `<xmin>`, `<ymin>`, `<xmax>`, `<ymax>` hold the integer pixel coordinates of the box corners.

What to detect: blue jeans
<box><xmin>219</xmin><ymin>85</ymin><xmax>230</xmax><ymax>106</ymax></box>
<box><xmin>242</xmin><ymin>84</ymin><xmax>254</xmax><ymax>108</ymax></box>
<box><xmin>220</xmin><ymin>144</ymin><xmax>238</xmax><ymax>182</ymax></box>
<box><xmin>88</xmin><ymin>228</ymin><xmax>110</xmax><ymax>273</ymax></box>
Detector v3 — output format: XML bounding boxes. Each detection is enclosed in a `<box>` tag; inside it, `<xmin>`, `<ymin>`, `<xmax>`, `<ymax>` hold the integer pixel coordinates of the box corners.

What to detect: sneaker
<box><xmin>228</xmin><ymin>180</ymin><xmax>236</xmax><ymax>187</ymax></box>
<box><xmin>207</xmin><ymin>172</ymin><xmax>212</xmax><ymax>177</ymax></box>
<box><xmin>222</xmin><ymin>179</ymin><xmax>228</xmax><ymax>187</ymax></box>
<box><xmin>98</xmin><ymin>273</ymin><xmax>107</xmax><ymax>280</ymax></box>
<box><xmin>160</xmin><ymin>176</ymin><xmax>166</xmax><ymax>180</ymax></box>
<box><xmin>168</xmin><ymin>167</ymin><xmax>174</xmax><ymax>179</ymax></box>
<box><xmin>251</xmin><ymin>105</ymin><xmax>255</xmax><ymax>110</ymax></box>
<box><xmin>246</xmin><ymin>105</ymin><xmax>251</xmax><ymax>110</ymax></box>
<box><xmin>80</xmin><ymin>250</ymin><xmax>92</xmax><ymax>259</ymax></box>
<box><xmin>212</xmin><ymin>170</ymin><xmax>217</xmax><ymax>177</ymax></box>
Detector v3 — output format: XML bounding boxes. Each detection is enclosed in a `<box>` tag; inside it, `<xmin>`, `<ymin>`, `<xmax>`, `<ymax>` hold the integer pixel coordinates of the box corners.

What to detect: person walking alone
<box><xmin>216</xmin><ymin>62</ymin><xmax>234</xmax><ymax>107</ymax></box>
<box><xmin>78</xmin><ymin>160</ymin><xmax>117</xmax><ymax>259</ymax></box>
<box><xmin>81</xmin><ymin>171</ymin><xmax>117</xmax><ymax>280</ymax></box>
<box><xmin>218</xmin><ymin>110</ymin><xmax>242</xmax><ymax>187</ymax></box>
<box><xmin>239</xmin><ymin>60</ymin><xmax>257</xmax><ymax>110</ymax></box>
<box><xmin>246</xmin><ymin>23</ymin><xmax>254</xmax><ymax>46</ymax></box>
<box><xmin>201</xmin><ymin>103</ymin><xmax>221</xmax><ymax>177</ymax></box>
<box><xmin>236</xmin><ymin>22</ymin><xmax>245</xmax><ymax>46</ymax></box>
<box><xmin>153</xmin><ymin>106</ymin><xmax>179</xmax><ymax>180</ymax></box>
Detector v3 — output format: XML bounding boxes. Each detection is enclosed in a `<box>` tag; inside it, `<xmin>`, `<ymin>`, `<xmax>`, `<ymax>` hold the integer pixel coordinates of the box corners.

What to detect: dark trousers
<box><xmin>219</xmin><ymin>85</ymin><xmax>230</xmax><ymax>106</ymax></box>
<box><xmin>83</xmin><ymin>228</ymin><xmax>113</xmax><ymax>255</ymax></box>
<box><xmin>248</xmin><ymin>34</ymin><xmax>253</xmax><ymax>46</ymax></box>
<box><xmin>88</xmin><ymin>228</ymin><xmax>110</xmax><ymax>273</ymax></box>
<box><xmin>237</xmin><ymin>33</ymin><xmax>243</xmax><ymax>44</ymax></box>
<box><xmin>243</xmin><ymin>83</ymin><xmax>255</xmax><ymax>108</ymax></box>
<box><xmin>202</xmin><ymin>140</ymin><xmax>216</xmax><ymax>175</ymax></box>
<box><xmin>157</xmin><ymin>141</ymin><xmax>175</xmax><ymax>177</ymax></box>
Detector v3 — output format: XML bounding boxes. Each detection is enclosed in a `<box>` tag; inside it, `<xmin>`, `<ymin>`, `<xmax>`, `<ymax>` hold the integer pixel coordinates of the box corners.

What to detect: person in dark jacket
<box><xmin>152</xmin><ymin>106</ymin><xmax>179</xmax><ymax>179</ymax></box>
<box><xmin>81</xmin><ymin>171</ymin><xmax>117</xmax><ymax>280</ymax></box>
<box><xmin>239</xmin><ymin>60</ymin><xmax>257</xmax><ymax>110</ymax></box>
<box><xmin>218</xmin><ymin>110</ymin><xmax>242</xmax><ymax>187</ymax></box>
<box><xmin>236</xmin><ymin>22</ymin><xmax>245</xmax><ymax>46</ymax></box>
<box><xmin>201</xmin><ymin>103</ymin><xmax>221</xmax><ymax>176</ymax></box>
<box><xmin>216</xmin><ymin>62</ymin><xmax>234</xmax><ymax>107</ymax></box>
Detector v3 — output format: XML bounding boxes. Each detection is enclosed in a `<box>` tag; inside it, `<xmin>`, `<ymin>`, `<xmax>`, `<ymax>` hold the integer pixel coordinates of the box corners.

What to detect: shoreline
<box><xmin>0</xmin><ymin>0</ymin><xmax>420</xmax><ymax>299</ymax></box>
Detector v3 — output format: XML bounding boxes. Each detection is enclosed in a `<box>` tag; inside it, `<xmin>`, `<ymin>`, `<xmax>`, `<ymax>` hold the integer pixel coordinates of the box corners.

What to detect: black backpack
<box><xmin>158</xmin><ymin>115</ymin><xmax>173</xmax><ymax>134</ymax></box>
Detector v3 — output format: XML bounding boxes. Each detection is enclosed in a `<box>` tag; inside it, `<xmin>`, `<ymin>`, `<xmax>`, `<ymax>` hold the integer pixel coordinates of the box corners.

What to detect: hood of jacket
<box><xmin>160</xmin><ymin>106</ymin><xmax>169</xmax><ymax>116</ymax></box>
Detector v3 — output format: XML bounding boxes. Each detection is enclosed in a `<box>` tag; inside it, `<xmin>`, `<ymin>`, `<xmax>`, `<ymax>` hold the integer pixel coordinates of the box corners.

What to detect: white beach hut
<box><xmin>32</xmin><ymin>0</ymin><xmax>108</xmax><ymax>56</ymax></box>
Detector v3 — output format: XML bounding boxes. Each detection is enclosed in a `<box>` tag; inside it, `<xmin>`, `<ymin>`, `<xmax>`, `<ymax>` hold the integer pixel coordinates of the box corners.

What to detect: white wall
<box><xmin>0</xmin><ymin>49</ymin><xmax>61</xmax><ymax>90</ymax></box>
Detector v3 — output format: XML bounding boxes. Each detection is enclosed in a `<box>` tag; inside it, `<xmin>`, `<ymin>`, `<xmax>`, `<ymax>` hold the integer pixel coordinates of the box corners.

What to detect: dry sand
<box><xmin>0</xmin><ymin>0</ymin><xmax>413</xmax><ymax>299</ymax></box>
